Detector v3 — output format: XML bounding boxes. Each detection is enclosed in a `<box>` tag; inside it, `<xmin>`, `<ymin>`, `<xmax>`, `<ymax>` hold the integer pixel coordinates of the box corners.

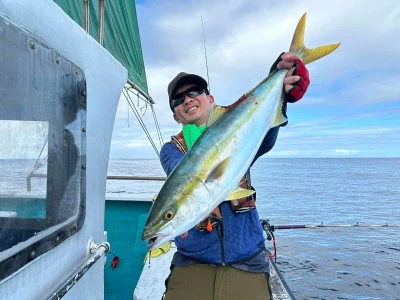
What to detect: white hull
<box><xmin>0</xmin><ymin>1</ymin><xmax>126</xmax><ymax>299</ymax></box>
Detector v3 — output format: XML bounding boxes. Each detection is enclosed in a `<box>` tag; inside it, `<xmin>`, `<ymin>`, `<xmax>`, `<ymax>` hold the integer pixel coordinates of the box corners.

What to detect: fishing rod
<box><xmin>261</xmin><ymin>220</ymin><xmax>400</xmax><ymax>231</ymax></box>
<box><xmin>260</xmin><ymin>219</ymin><xmax>399</xmax><ymax>261</ymax></box>
<box><xmin>201</xmin><ymin>16</ymin><xmax>210</xmax><ymax>92</ymax></box>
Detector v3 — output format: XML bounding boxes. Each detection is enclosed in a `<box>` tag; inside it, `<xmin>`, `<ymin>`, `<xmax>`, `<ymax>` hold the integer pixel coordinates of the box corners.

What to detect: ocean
<box><xmin>107</xmin><ymin>158</ymin><xmax>400</xmax><ymax>300</ymax></box>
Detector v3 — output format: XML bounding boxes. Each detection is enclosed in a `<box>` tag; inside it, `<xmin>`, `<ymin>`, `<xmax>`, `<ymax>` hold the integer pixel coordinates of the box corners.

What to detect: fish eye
<box><xmin>164</xmin><ymin>210</ymin><xmax>175</xmax><ymax>220</ymax></box>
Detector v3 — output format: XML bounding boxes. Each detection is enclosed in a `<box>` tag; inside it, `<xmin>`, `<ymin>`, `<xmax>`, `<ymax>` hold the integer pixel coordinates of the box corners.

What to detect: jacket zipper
<box><xmin>216</xmin><ymin>219</ymin><xmax>225</xmax><ymax>266</ymax></box>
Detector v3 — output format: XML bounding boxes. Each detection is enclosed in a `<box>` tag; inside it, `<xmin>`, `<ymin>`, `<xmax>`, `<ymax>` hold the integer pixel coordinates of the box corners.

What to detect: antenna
<box><xmin>201</xmin><ymin>16</ymin><xmax>210</xmax><ymax>92</ymax></box>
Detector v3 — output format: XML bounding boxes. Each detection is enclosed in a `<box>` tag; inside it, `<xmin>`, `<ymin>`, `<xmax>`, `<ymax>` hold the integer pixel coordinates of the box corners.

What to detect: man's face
<box><xmin>172</xmin><ymin>84</ymin><xmax>214</xmax><ymax>126</ymax></box>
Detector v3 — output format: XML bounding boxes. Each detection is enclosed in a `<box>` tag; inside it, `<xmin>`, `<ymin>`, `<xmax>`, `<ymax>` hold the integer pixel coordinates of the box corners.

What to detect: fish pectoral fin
<box><xmin>207</xmin><ymin>105</ymin><xmax>229</xmax><ymax>127</ymax></box>
<box><xmin>271</xmin><ymin>95</ymin><xmax>288</xmax><ymax>127</ymax></box>
<box><xmin>206</xmin><ymin>157</ymin><xmax>231</xmax><ymax>183</ymax></box>
<box><xmin>226</xmin><ymin>187</ymin><xmax>255</xmax><ymax>200</ymax></box>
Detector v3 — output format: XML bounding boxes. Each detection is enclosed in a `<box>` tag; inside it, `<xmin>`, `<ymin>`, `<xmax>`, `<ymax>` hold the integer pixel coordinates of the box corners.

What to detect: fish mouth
<box><xmin>146</xmin><ymin>234</ymin><xmax>170</xmax><ymax>250</ymax></box>
<box><xmin>143</xmin><ymin>222</ymin><xmax>174</xmax><ymax>250</ymax></box>
<box><xmin>147</xmin><ymin>236</ymin><xmax>159</xmax><ymax>248</ymax></box>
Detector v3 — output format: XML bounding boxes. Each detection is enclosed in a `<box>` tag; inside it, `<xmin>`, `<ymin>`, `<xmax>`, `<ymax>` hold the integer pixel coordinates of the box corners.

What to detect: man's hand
<box><xmin>271</xmin><ymin>52</ymin><xmax>310</xmax><ymax>102</ymax></box>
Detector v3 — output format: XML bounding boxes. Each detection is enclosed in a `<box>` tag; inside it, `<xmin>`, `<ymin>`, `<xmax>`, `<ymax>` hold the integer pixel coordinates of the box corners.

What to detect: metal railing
<box><xmin>107</xmin><ymin>175</ymin><xmax>166</xmax><ymax>181</ymax></box>
<box><xmin>27</xmin><ymin>173</ymin><xmax>167</xmax><ymax>191</ymax></box>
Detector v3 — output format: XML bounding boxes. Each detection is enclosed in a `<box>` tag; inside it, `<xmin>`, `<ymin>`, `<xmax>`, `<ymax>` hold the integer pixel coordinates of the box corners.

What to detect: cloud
<box><xmin>334</xmin><ymin>149</ymin><xmax>361</xmax><ymax>154</ymax></box>
<box><xmin>109</xmin><ymin>0</ymin><xmax>400</xmax><ymax>158</ymax></box>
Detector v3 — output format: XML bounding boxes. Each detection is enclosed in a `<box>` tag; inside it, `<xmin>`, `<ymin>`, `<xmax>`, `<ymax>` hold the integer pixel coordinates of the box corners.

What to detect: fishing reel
<box><xmin>261</xmin><ymin>219</ymin><xmax>277</xmax><ymax>260</ymax></box>
<box><xmin>260</xmin><ymin>219</ymin><xmax>275</xmax><ymax>241</ymax></box>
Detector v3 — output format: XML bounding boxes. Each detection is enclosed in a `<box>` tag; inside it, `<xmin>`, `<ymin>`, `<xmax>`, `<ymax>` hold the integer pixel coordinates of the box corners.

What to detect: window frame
<box><xmin>0</xmin><ymin>17</ymin><xmax>87</xmax><ymax>280</ymax></box>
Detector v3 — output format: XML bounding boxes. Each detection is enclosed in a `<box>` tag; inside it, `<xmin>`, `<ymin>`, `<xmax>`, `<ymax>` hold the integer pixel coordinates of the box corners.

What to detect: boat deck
<box><xmin>134</xmin><ymin>243</ymin><xmax>295</xmax><ymax>300</ymax></box>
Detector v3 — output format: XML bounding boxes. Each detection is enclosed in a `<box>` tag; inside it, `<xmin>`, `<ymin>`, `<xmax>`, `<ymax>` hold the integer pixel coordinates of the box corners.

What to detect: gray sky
<box><xmin>110</xmin><ymin>0</ymin><xmax>400</xmax><ymax>159</ymax></box>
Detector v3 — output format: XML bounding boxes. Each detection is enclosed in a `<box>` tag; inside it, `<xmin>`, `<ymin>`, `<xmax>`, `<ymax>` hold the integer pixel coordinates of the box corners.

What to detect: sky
<box><xmin>109</xmin><ymin>0</ymin><xmax>400</xmax><ymax>159</ymax></box>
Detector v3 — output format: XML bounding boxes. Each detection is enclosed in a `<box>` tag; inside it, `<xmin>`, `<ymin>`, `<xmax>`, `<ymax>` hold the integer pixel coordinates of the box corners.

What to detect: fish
<box><xmin>142</xmin><ymin>13</ymin><xmax>340</xmax><ymax>250</ymax></box>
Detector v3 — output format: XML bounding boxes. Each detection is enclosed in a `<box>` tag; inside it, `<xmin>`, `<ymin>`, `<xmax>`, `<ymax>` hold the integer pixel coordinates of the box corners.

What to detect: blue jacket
<box><xmin>160</xmin><ymin>127</ymin><xmax>279</xmax><ymax>264</ymax></box>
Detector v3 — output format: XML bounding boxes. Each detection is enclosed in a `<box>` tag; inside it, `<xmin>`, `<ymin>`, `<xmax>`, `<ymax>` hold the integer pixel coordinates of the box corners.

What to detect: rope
<box><xmin>127</xmin><ymin>98</ymin><xmax>130</xmax><ymax>127</ymax></box>
<box><xmin>30</xmin><ymin>135</ymin><xmax>48</xmax><ymax>178</ymax></box>
<box><xmin>150</xmin><ymin>103</ymin><xmax>164</xmax><ymax>146</ymax></box>
<box><xmin>122</xmin><ymin>87</ymin><xmax>160</xmax><ymax>157</ymax></box>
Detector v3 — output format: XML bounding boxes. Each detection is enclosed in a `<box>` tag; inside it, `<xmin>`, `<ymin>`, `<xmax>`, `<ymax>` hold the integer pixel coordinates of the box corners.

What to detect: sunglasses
<box><xmin>171</xmin><ymin>87</ymin><xmax>208</xmax><ymax>109</ymax></box>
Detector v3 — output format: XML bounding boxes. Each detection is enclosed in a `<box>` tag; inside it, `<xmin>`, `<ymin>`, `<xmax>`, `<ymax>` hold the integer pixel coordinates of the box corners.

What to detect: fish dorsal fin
<box><xmin>290</xmin><ymin>13</ymin><xmax>341</xmax><ymax>65</ymax></box>
<box><xmin>207</xmin><ymin>105</ymin><xmax>228</xmax><ymax>127</ymax></box>
<box><xmin>271</xmin><ymin>95</ymin><xmax>288</xmax><ymax>127</ymax></box>
<box><xmin>226</xmin><ymin>187</ymin><xmax>255</xmax><ymax>200</ymax></box>
<box><xmin>206</xmin><ymin>157</ymin><xmax>231</xmax><ymax>182</ymax></box>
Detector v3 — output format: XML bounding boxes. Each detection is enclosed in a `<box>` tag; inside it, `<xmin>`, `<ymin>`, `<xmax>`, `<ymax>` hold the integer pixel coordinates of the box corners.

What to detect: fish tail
<box><xmin>290</xmin><ymin>13</ymin><xmax>341</xmax><ymax>64</ymax></box>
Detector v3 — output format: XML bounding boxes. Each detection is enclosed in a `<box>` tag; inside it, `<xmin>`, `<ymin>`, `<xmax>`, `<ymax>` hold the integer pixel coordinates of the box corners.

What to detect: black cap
<box><xmin>167</xmin><ymin>72</ymin><xmax>208</xmax><ymax>111</ymax></box>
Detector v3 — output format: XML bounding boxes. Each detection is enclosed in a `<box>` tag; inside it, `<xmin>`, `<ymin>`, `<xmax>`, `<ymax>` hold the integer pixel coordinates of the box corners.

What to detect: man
<box><xmin>160</xmin><ymin>52</ymin><xmax>310</xmax><ymax>299</ymax></box>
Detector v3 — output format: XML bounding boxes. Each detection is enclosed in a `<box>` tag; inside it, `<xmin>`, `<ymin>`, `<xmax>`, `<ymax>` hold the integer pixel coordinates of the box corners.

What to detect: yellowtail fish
<box><xmin>142</xmin><ymin>13</ymin><xmax>340</xmax><ymax>250</ymax></box>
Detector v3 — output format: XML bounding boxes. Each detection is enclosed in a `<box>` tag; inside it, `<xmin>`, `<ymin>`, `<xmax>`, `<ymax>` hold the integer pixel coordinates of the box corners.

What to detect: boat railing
<box><xmin>27</xmin><ymin>173</ymin><xmax>167</xmax><ymax>191</ymax></box>
<box><xmin>106</xmin><ymin>175</ymin><xmax>166</xmax><ymax>181</ymax></box>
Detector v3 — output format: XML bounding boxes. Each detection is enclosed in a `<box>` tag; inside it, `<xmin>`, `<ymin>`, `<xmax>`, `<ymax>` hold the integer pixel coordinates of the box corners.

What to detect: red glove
<box><xmin>285</xmin><ymin>59</ymin><xmax>310</xmax><ymax>103</ymax></box>
<box><xmin>269</xmin><ymin>53</ymin><xmax>310</xmax><ymax>103</ymax></box>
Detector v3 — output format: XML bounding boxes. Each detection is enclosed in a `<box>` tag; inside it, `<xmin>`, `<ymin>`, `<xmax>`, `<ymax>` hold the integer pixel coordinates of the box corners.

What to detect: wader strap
<box><xmin>171</xmin><ymin>133</ymin><xmax>187</xmax><ymax>153</ymax></box>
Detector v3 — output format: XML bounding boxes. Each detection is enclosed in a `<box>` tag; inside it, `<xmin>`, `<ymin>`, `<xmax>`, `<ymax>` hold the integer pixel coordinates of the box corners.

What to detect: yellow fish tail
<box><xmin>290</xmin><ymin>13</ymin><xmax>341</xmax><ymax>65</ymax></box>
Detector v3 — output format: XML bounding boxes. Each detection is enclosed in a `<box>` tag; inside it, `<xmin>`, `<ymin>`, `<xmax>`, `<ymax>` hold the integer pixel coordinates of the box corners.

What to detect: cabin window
<box><xmin>0</xmin><ymin>16</ymin><xmax>86</xmax><ymax>280</ymax></box>
<box><xmin>0</xmin><ymin>120</ymin><xmax>48</xmax><ymax>219</ymax></box>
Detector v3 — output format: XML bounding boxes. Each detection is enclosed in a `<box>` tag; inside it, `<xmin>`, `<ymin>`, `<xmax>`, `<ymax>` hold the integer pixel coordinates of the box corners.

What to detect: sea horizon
<box><xmin>109</xmin><ymin>156</ymin><xmax>400</xmax><ymax>161</ymax></box>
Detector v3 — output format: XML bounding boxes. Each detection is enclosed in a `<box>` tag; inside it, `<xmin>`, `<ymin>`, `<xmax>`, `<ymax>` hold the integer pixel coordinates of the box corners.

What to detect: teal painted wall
<box><xmin>0</xmin><ymin>197</ymin><xmax>46</xmax><ymax>218</ymax></box>
<box><xmin>104</xmin><ymin>200</ymin><xmax>151</xmax><ymax>300</ymax></box>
